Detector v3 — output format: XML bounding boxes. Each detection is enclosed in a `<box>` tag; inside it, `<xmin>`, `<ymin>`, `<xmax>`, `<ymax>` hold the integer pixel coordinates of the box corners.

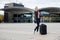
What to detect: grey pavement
<box><xmin>0</xmin><ymin>23</ymin><xmax>60</xmax><ymax>40</ymax></box>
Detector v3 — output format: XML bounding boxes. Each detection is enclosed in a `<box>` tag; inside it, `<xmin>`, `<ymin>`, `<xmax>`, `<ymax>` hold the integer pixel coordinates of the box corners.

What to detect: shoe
<box><xmin>34</xmin><ymin>30</ymin><xmax>35</xmax><ymax>34</ymax></box>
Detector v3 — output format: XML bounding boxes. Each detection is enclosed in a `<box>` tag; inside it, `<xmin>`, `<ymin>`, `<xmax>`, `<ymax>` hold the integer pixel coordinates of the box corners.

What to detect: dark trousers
<box><xmin>34</xmin><ymin>18</ymin><xmax>40</xmax><ymax>32</ymax></box>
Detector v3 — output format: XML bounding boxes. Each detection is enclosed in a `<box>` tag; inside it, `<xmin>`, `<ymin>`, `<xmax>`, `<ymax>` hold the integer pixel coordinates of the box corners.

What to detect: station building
<box><xmin>39</xmin><ymin>7</ymin><xmax>60</xmax><ymax>22</ymax></box>
<box><xmin>0</xmin><ymin>3</ymin><xmax>34</xmax><ymax>23</ymax></box>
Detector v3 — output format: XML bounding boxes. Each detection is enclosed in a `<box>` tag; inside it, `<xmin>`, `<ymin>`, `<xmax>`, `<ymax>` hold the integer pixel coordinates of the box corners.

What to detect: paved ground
<box><xmin>0</xmin><ymin>23</ymin><xmax>60</xmax><ymax>40</ymax></box>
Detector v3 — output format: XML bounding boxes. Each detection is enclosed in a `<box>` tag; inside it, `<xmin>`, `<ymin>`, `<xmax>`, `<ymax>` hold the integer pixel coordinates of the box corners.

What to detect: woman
<box><xmin>34</xmin><ymin>6</ymin><xmax>40</xmax><ymax>32</ymax></box>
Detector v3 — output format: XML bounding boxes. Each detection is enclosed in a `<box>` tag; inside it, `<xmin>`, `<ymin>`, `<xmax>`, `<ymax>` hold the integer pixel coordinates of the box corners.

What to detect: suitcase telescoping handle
<box><xmin>42</xmin><ymin>15</ymin><xmax>44</xmax><ymax>24</ymax></box>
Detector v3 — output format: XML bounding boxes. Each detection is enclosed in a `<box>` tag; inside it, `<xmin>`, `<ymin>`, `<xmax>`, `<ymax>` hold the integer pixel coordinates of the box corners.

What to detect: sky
<box><xmin>0</xmin><ymin>0</ymin><xmax>60</xmax><ymax>15</ymax></box>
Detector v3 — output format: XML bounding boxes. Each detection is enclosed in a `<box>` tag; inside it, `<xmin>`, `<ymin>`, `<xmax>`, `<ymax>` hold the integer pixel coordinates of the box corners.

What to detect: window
<box><xmin>13</xmin><ymin>3</ymin><xmax>24</xmax><ymax>7</ymax></box>
<box><xmin>13</xmin><ymin>13</ymin><xmax>33</xmax><ymax>23</ymax></box>
<box><xmin>13</xmin><ymin>14</ymin><xmax>17</xmax><ymax>17</ymax></box>
<box><xmin>36</xmin><ymin>11</ymin><xmax>60</xmax><ymax>23</ymax></box>
<box><xmin>50</xmin><ymin>14</ymin><xmax>60</xmax><ymax>22</ymax></box>
<box><xmin>40</xmin><ymin>11</ymin><xmax>50</xmax><ymax>22</ymax></box>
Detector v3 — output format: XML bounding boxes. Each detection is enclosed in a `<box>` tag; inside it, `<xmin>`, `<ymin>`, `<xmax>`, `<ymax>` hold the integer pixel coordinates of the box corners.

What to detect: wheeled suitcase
<box><xmin>40</xmin><ymin>24</ymin><xmax>47</xmax><ymax>35</ymax></box>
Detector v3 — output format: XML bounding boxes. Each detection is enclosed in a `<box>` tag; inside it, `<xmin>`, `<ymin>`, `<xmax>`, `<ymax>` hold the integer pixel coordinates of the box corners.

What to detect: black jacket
<box><xmin>34</xmin><ymin>10</ymin><xmax>40</xmax><ymax>19</ymax></box>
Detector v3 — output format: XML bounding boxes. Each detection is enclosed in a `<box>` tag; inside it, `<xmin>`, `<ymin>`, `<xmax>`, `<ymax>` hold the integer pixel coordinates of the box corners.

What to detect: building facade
<box><xmin>39</xmin><ymin>7</ymin><xmax>60</xmax><ymax>22</ymax></box>
<box><xmin>2</xmin><ymin>3</ymin><xmax>34</xmax><ymax>23</ymax></box>
<box><xmin>0</xmin><ymin>3</ymin><xmax>60</xmax><ymax>23</ymax></box>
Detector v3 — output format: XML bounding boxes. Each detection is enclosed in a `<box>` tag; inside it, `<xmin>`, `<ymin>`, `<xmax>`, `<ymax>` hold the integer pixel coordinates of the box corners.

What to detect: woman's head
<box><xmin>35</xmin><ymin>6</ymin><xmax>39</xmax><ymax>11</ymax></box>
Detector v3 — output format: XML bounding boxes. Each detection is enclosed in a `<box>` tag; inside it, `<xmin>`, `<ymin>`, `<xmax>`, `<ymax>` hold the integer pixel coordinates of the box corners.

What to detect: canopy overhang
<box><xmin>39</xmin><ymin>7</ymin><xmax>60</xmax><ymax>14</ymax></box>
<box><xmin>0</xmin><ymin>7</ymin><xmax>34</xmax><ymax>13</ymax></box>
